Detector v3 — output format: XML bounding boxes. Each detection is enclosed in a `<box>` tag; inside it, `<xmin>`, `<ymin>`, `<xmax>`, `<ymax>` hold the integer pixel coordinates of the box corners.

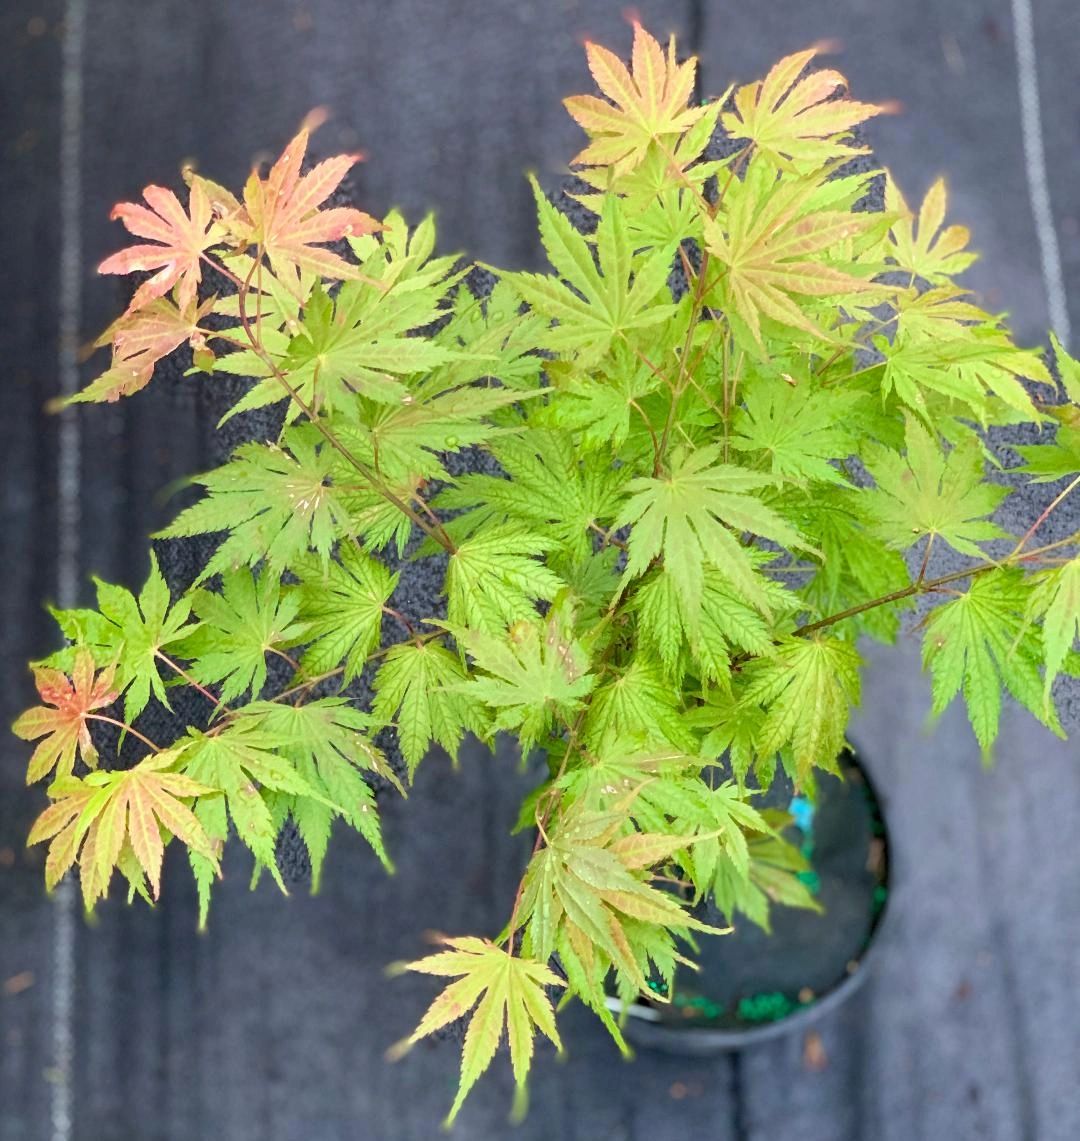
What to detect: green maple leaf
<box><xmin>1014</xmin><ymin>422</ymin><xmax>1080</xmax><ymax>483</ymax></box>
<box><xmin>433</xmin><ymin>277</ymin><xmax>546</xmax><ymax>391</ymax></box>
<box><xmin>876</xmin><ymin>327</ymin><xmax>1047</xmax><ymax>422</ymax></box>
<box><xmin>155</xmin><ymin>428</ymin><xmax>351</xmax><ymax>581</ymax></box>
<box><xmin>615</xmin><ymin>443</ymin><xmax>808</xmax><ymax>619</ymax></box>
<box><xmin>217</xmin><ymin>277</ymin><xmax>462</xmax><ymax>422</ymax></box>
<box><xmin>236</xmin><ymin>699</ymin><xmax>396</xmax><ymax>885</ymax></box>
<box><xmin>390</xmin><ymin>936</ymin><xmax>563</xmax><ymax>1126</ymax></box>
<box><xmin>445</xmin><ymin>525</ymin><xmax>563</xmax><ymax>635</ymax></box>
<box><xmin>291</xmin><ymin>543</ymin><xmax>397</xmax><ymax>682</ymax></box>
<box><xmin>885</xmin><ymin>176</ymin><xmax>977</xmax><ymax>283</ymax></box>
<box><xmin>372</xmin><ymin>641</ymin><xmax>486</xmax><ymax>776</ymax></box>
<box><xmin>83</xmin><ymin>553</ymin><xmax>197</xmax><ymax>722</ymax></box>
<box><xmin>176</xmin><ymin>570</ymin><xmax>306</xmax><ymax>704</ymax></box>
<box><xmin>862</xmin><ymin>418</ymin><xmax>1008</xmax><ymax>558</ymax></box>
<box><xmin>439</xmin><ymin>430</ymin><xmax>628</xmax><ymax>563</ymax></box>
<box><xmin>730</xmin><ymin>381</ymin><xmax>864</xmax><ymax>484</ymax></box>
<box><xmin>583</xmin><ymin>655</ymin><xmax>693</xmax><ymax>752</ymax></box>
<box><xmin>456</xmin><ymin>618</ymin><xmax>594</xmax><ymax>755</ymax></box>
<box><xmin>921</xmin><ymin>570</ymin><xmax>1058</xmax><ymax>753</ymax></box>
<box><xmin>634</xmin><ymin>567</ymin><xmax>780</xmax><ymax>685</ymax></box>
<box><xmin>507</xmin><ymin>179</ymin><xmax>678</xmax><ymax>365</ymax></box>
<box><xmin>1028</xmin><ymin>557</ymin><xmax>1080</xmax><ymax>702</ymax></box>
<box><xmin>739</xmin><ymin>636</ymin><xmax>861</xmax><ymax>784</ymax></box>
<box><xmin>674</xmin><ymin>781</ymin><xmax>774</xmax><ymax>892</ymax></box>
<box><xmin>178</xmin><ymin>721</ymin><xmax>328</xmax><ymax>922</ymax></box>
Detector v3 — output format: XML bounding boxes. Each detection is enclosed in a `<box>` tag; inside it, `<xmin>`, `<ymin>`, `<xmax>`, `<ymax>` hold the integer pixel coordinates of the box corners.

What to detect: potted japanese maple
<box><xmin>15</xmin><ymin>22</ymin><xmax>1080</xmax><ymax>1124</ymax></box>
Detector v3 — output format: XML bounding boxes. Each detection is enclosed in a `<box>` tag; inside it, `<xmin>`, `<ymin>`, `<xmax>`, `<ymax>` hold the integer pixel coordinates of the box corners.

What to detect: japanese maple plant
<box><xmin>16</xmin><ymin>22</ymin><xmax>1080</xmax><ymax>1123</ymax></box>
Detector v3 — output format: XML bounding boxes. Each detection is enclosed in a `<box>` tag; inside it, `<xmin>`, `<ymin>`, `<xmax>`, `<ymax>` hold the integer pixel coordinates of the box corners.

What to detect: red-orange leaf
<box><xmin>564</xmin><ymin>20</ymin><xmax>704</xmax><ymax>175</ymax></box>
<box><xmin>99</xmin><ymin>180</ymin><xmax>216</xmax><ymax>314</ymax></box>
<box><xmin>240</xmin><ymin>124</ymin><xmax>381</xmax><ymax>287</ymax></box>
<box><xmin>722</xmin><ymin>47</ymin><xmax>890</xmax><ymax>171</ymax></box>
<box><xmin>73</xmin><ymin>297</ymin><xmax>213</xmax><ymax>404</ymax></box>
<box><xmin>14</xmin><ymin>651</ymin><xmax>118</xmax><ymax>783</ymax></box>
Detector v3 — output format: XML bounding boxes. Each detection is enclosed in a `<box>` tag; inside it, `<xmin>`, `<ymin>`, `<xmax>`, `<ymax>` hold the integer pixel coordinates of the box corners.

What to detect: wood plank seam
<box><xmin>1010</xmin><ymin>0</ymin><xmax>1071</xmax><ymax>345</ymax></box>
<box><xmin>53</xmin><ymin>0</ymin><xmax>87</xmax><ymax>1137</ymax></box>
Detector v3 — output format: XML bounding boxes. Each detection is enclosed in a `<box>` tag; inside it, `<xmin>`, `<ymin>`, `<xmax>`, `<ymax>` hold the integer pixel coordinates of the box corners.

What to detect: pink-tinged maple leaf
<box><xmin>240</xmin><ymin>123</ymin><xmax>381</xmax><ymax>287</ymax></box>
<box><xmin>99</xmin><ymin>180</ymin><xmax>216</xmax><ymax>314</ymax></box>
<box><xmin>13</xmin><ymin>651</ymin><xmax>119</xmax><ymax>783</ymax></box>
<box><xmin>721</xmin><ymin>47</ymin><xmax>893</xmax><ymax>171</ymax></box>
<box><xmin>71</xmin><ymin>297</ymin><xmax>213</xmax><ymax>404</ymax></box>
<box><xmin>563</xmin><ymin>20</ymin><xmax>704</xmax><ymax>175</ymax></box>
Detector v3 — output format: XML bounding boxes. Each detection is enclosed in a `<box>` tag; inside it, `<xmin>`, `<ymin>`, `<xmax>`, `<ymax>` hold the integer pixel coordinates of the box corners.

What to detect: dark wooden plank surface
<box><xmin>3</xmin><ymin>2</ymin><xmax>1079</xmax><ymax>1138</ymax></box>
<box><xmin>1</xmin><ymin>4</ymin><xmax>70</xmax><ymax>1138</ymax></box>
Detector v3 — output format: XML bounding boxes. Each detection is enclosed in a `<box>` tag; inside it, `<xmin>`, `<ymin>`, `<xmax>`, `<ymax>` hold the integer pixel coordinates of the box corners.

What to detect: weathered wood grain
<box><xmin>0</xmin><ymin>5</ymin><xmax>69</xmax><ymax>1140</ymax></box>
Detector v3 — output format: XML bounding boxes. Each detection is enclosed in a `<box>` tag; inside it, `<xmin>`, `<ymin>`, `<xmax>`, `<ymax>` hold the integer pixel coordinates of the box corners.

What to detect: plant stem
<box><xmin>205</xmin><ymin>252</ymin><xmax>457</xmax><ymax>554</ymax></box>
<box><xmin>269</xmin><ymin>646</ymin><xmax>302</xmax><ymax>672</ymax></box>
<box><xmin>791</xmin><ymin>533</ymin><xmax>1080</xmax><ymax>640</ymax></box>
<box><xmin>154</xmin><ymin>651</ymin><xmax>230</xmax><ymax>717</ymax></box>
<box><xmin>86</xmin><ymin>715</ymin><xmax>161</xmax><ymax>753</ymax></box>
<box><xmin>1011</xmin><ymin>473</ymin><xmax>1080</xmax><ymax>556</ymax></box>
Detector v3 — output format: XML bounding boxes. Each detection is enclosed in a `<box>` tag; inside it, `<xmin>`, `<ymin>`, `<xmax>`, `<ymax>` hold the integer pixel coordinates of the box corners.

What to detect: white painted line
<box><xmin>54</xmin><ymin>0</ymin><xmax>87</xmax><ymax>1137</ymax></box>
<box><xmin>1011</xmin><ymin>0</ymin><xmax>1072</xmax><ymax>346</ymax></box>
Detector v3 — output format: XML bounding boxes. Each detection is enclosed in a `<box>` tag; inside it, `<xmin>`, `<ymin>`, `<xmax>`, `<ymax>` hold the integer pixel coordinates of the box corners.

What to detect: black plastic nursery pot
<box><xmin>610</xmin><ymin>746</ymin><xmax>890</xmax><ymax>1054</ymax></box>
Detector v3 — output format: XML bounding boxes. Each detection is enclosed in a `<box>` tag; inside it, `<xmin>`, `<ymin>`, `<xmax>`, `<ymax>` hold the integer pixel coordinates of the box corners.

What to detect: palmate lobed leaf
<box><xmin>704</xmin><ymin>159</ymin><xmax>890</xmax><ymax>349</ymax></box>
<box><xmin>922</xmin><ymin>569</ymin><xmax>1060</xmax><ymax>753</ymax></box>
<box><xmin>155</xmin><ymin>428</ymin><xmax>351</xmax><ymax>581</ymax></box>
<box><xmin>507</xmin><ymin>180</ymin><xmax>679</xmax><ymax>367</ymax></box>
<box><xmin>389</xmin><ymin>936</ymin><xmax>563</xmax><ymax>1126</ymax></box>
<box><xmin>98</xmin><ymin>179</ymin><xmax>216</xmax><ymax>314</ymax></box>
<box><xmin>862</xmin><ymin>417</ymin><xmax>1008</xmax><ymax>558</ymax></box>
<box><xmin>238</xmin><ymin>121</ymin><xmax>380</xmax><ymax>290</ymax></box>
<box><xmin>517</xmin><ymin>796</ymin><xmax>727</xmax><ymax>1026</ymax></box>
<box><xmin>14</xmin><ymin>650</ymin><xmax>118</xmax><ymax>784</ymax></box>
<box><xmin>176</xmin><ymin>569</ymin><xmax>307</xmax><ymax>704</ymax></box>
<box><xmin>455</xmin><ymin>617</ymin><xmax>594</xmax><ymax>756</ymax></box>
<box><xmin>722</xmin><ymin>46</ymin><xmax>889</xmax><ymax>171</ymax></box>
<box><xmin>175</xmin><ymin>718</ymin><xmax>337</xmax><ymax>924</ymax></box>
<box><xmin>445</xmin><ymin>525</ymin><xmax>564</xmax><ymax>636</ymax></box>
<box><xmin>737</xmin><ymin>636</ymin><xmax>861</xmax><ymax>785</ymax></box>
<box><xmin>291</xmin><ymin>542</ymin><xmax>397</xmax><ymax>683</ymax></box>
<box><xmin>235</xmin><ymin>699</ymin><xmax>397</xmax><ymax>883</ymax></box>
<box><xmin>563</xmin><ymin>20</ymin><xmax>704</xmax><ymax>176</ymax></box>
<box><xmin>730</xmin><ymin>379</ymin><xmax>865</xmax><ymax>485</ymax></box>
<box><xmin>885</xmin><ymin>174</ymin><xmax>977</xmax><ymax>283</ymax></box>
<box><xmin>72</xmin><ymin>296</ymin><xmax>214</xmax><ymax>405</ymax></box>
<box><xmin>372</xmin><ymin>640</ymin><xmax>486</xmax><ymax>777</ymax></box>
<box><xmin>615</xmin><ymin>443</ymin><xmax>809</xmax><ymax>620</ymax></box>
<box><xmin>28</xmin><ymin>751</ymin><xmax>218</xmax><ymax>906</ymax></box>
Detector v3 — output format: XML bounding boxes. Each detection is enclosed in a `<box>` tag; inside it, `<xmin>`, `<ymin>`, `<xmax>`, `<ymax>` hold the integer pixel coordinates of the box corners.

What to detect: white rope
<box><xmin>53</xmin><ymin>0</ymin><xmax>87</xmax><ymax>1136</ymax></box>
<box><xmin>1010</xmin><ymin>0</ymin><xmax>1071</xmax><ymax>346</ymax></box>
